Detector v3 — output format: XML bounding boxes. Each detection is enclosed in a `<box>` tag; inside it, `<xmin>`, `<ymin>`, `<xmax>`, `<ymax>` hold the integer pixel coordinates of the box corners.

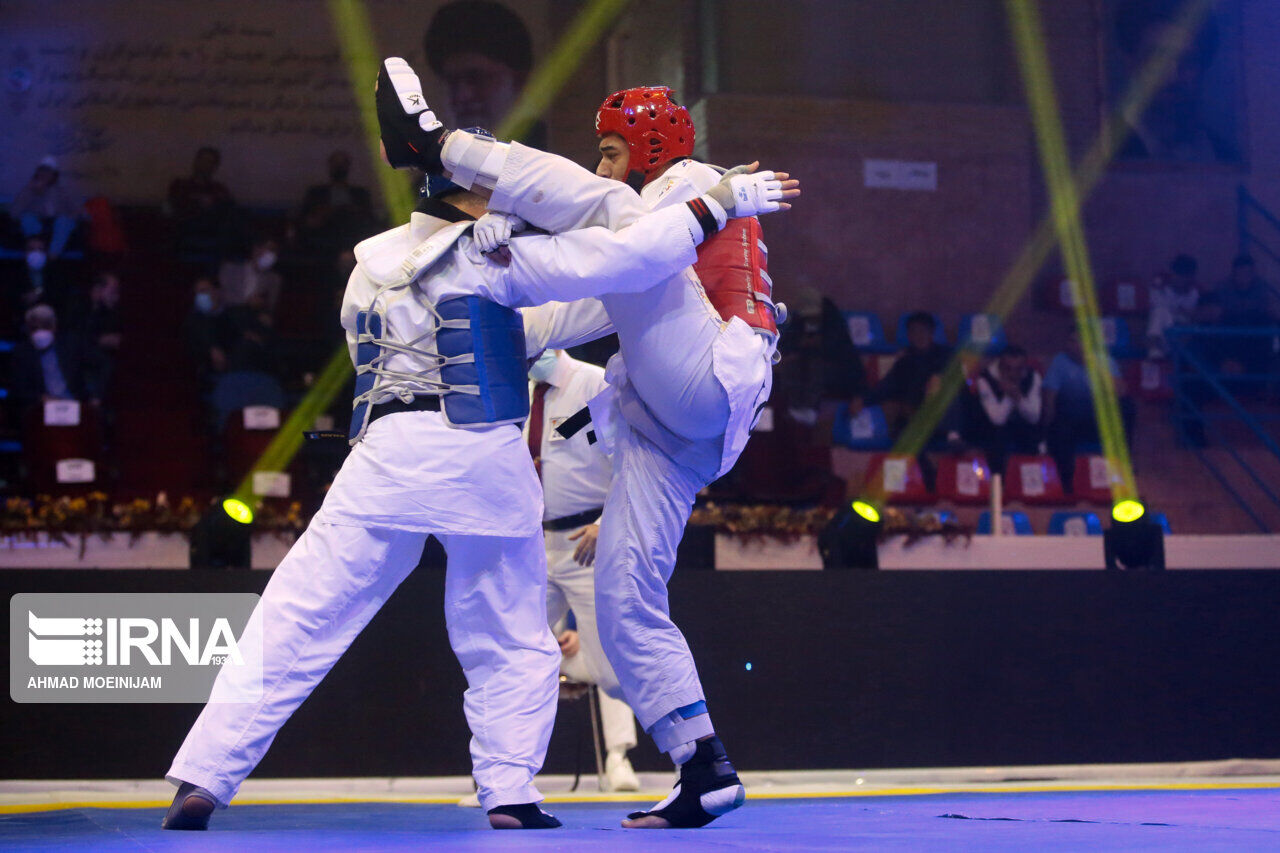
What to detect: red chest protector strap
<box><xmin>693</xmin><ymin>216</ymin><xmax>777</xmax><ymax>338</ymax></box>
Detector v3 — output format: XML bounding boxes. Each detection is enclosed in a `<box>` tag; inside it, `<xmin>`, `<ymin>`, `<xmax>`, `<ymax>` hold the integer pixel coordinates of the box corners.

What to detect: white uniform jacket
<box><xmin>315</xmin><ymin>204</ymin><xmax>700</xmax><ymax>537</ymax></box>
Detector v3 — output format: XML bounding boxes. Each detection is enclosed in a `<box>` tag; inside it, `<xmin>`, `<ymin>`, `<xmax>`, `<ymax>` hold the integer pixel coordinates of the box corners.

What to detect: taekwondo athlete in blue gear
<box><xmin>162</xmin><ymin>58</ymin><xmax>766</xmax><ymax>833</ymax></box>
<box><xmin>433</xmin><ymin>108</ymin><xmax>799</xmax><ymax>827</ymax></box>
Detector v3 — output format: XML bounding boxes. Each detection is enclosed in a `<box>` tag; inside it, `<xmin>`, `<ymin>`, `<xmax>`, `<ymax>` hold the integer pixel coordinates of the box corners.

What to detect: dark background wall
<box><xmin>5</xmin><ymin>565</ymin><xmax>1280</xmax><ymax>779</ymax></box>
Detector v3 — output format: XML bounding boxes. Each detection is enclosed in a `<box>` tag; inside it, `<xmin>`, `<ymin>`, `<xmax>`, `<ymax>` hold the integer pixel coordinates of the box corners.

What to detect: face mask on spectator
<box><xmin>31</xmin><ymin>329</ymin><xmax>54</xmax><ymax>350</ymax></box>
<box><xmin>255</xmin><ymin>251</ymin><xmax>277</xmax><ymax>271</ymax></box>
<box><xmin>26</xmin><ymin>250</ymin><xmax>47</xmax><ymax>271</ymax></box>
<box><xmin>194</xmin><ymin>292</ymin><xmax>215</xmax><ymax>314</ymax></box>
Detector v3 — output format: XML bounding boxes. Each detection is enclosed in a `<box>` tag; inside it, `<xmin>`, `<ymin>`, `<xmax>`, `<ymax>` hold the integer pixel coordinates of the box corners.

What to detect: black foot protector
<box><xmin>376</xmin><ymin>58</ymin><xmax>448</xmax><ymax>173</ymax></box>
<box><xmin>161</xmin><ymin>781</ymin><xmax>217</xmax><ymax>830</ymax></box>
<box><xmin>487</xmin><ymin>803</ymin><xmax>563</xmax><ymax>829</ymax></box>
<box><xmin>625</xmin><ymin>736</ymin><xmax>746</xmax><ymax>828</ymax></box>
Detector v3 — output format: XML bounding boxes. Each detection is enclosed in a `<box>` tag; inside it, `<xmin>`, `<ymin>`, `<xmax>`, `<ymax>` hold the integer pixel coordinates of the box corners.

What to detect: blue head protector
<box><xmin>421</xmin><ymin>127</ymin><xmax>495</xmax><ymax>198</ymax></box>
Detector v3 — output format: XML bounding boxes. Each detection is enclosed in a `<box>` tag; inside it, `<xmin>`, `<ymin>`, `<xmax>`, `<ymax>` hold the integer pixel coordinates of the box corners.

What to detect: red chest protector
<box><xmin>693</xmin><ymin>216</ymin><xmax>777</xmax><ymax>338</ymax></box>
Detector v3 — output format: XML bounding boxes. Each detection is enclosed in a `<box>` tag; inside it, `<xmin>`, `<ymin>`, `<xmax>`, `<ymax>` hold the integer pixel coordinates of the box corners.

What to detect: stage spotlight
<box><xmin>189</xmin><ymin>497</ymin><xmax>254</xmax><ymax>569</ymax></box>
<box><xmin>819</xmin><ymin>501</ymin><xmax>883</xmax><ymax>570</ymax></box>
<box><xmin>222</xmin><ymin>498</ymin><xmax>255</xmax><ymax>525</ymax></box>
<box><xmin>1111</xmin><ymin>499</ymin><xmax>1145</xmax><ymax>523</ymax></box>
<box><xmin>1104</xmin><ymin>502</ymin><xmax>1164</xmax><ymax>571</ymax></box>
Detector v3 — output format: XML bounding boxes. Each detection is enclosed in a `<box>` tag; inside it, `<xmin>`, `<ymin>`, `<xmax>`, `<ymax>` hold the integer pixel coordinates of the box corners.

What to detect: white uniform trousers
<box><xmin>545</xmin><ymin>529</ymin><xmax>637</xmax><ymax>753</ymax></box>
<box><xmin>167</xmin><ymin>522</ymin><xmax>560</xmax><ymax>812</ymax></box>
<box><xmin>593</xmin><ymin>421</ymin><xmax>712</xmax><ymax>732</ymax></box>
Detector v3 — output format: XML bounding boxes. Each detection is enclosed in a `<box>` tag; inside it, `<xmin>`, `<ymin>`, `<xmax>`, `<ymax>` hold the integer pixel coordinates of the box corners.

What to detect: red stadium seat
<box><xmin>1072</xmin><ymin>454</ymin><xmax>1119</xmax><ymax>504</ymax></box>
<box><xmin>222</xmin><ymin>407</ymin><xmax>294</xmax><ymax>498</ymax></box>
<box><xmin>1103</xmin><ymin>277</ymin><xmax>1149</xmax><ymax>316</ymax></box>
<box><xmin>1003</xmin><ymin>454</ymin><xmax>1067</xmax><ymax>505</ymax></box>
<box><xmin>1126</xmin><ymin>359</ymin><xmax>1173</xmax><ymax>401</ymax></box>
<box><xmin>935</xmin><ymin>453</ymin><xmax>992</xmax><ymax>505</ymax></box>
<box><xmin>22</xmin><ymin>403</ymin><xmax>103</xmax><ymax>494</ymax></box>
<box><xmin>865</xmin><ymin>453</ymin><xmax>933</xmax><ymax>505</ymax></box>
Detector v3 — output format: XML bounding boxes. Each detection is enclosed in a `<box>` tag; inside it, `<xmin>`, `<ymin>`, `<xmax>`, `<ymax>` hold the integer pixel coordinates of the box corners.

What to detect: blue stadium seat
<box><xmin>895</xmin><ymin>312</ymin><xmax>948</xmax><ymax>348</ymax></box>
<box><xmin>832</xmin><ymin>403</ymin><xmax>892</xmax><ymax>450</ymax></box>
<box><xmin>977</xmin><ymin>510</ymin><xmax>1034</xmax><ymax>535</ymax></box>
<box><xmin>919</xmin><ymin>509</ymin><xmax>956</xmax><ymax>524</ymax></box>
<box><xmin>843</xmin><ymin>311</ymin><xmax>894</xmax><ymax>353</ymax></box>
<box><xmin>1048</xmin><ymin>511</ymin><xmax>1103</xmax><ymax>536</ymax></box>
<box><xmin>957</xmin><ymin>313</ymin><xmax>1007</xmax><ymax>354</ymax></box>
<box><xmin>1100</xmin><ymin>316</ymin><xmax>1142</xmax><ymax>358</ymax></box>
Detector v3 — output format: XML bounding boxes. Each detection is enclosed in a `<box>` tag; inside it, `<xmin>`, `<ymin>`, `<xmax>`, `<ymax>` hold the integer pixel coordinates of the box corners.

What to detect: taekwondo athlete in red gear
<box><xmin>440</xmin><ymin>85</ymin><xmax>798</xmax><ymax>828</ymax></box>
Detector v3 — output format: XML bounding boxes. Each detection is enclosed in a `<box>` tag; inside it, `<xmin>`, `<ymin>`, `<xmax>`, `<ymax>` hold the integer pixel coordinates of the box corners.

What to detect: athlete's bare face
<box><xmin>595</xmin><ymin>134</ymin><xmax>629</xmax><ymax>181</ymax></box>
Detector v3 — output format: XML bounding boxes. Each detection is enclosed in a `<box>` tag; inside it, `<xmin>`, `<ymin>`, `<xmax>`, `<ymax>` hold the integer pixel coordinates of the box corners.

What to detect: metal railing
<box><xmin>1238</xmin><ymin>185</ymin><xmax>1280</xmax><ymax>303</ymax></box>
<box><xmin>1166</xmin><ymin>325</ymin><xmax>1280</xmax><ymax>531</ymax></box>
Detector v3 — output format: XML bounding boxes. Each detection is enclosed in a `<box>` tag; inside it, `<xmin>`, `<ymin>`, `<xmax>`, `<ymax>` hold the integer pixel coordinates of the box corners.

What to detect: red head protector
<box><xmin>596</xmin><ymin>86</ymin><xmax>695</xmax><ymax>186</ymax></box>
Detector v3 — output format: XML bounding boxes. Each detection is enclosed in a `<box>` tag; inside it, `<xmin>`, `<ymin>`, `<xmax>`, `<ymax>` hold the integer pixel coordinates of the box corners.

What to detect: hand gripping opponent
<box><xmin>376</xmin><ymin>57</ymin><xmax>448</xmax><ymax>172</ymax></box>
<box><xmin>684</xmin><ymin>162</ymin><xmax>799</xmax><ymax>242</ymax></box>
<box><xmin>472</xmin><ymin>212</ymin><xmax>527</xmax><ymax>255</ymax></box>
<box><xmin>704</xmin><ymin>163</ymin><xmax>796</xmax><ymax>218</ymax></box>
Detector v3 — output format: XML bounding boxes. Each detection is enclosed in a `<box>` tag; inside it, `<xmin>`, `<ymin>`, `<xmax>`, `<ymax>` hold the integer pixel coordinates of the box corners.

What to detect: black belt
<box><xmin>543</xmin><ymin>508</ymin><xmax>603</xmax><ymax>532</ymax></box>
<box><xmin>369</xmin><ymin>396</ymin><xmax>441</xmax><ymax>425</ymax></box>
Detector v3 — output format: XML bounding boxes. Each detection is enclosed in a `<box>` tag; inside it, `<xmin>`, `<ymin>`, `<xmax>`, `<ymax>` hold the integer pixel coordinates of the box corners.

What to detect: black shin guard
<box><xmin>161</xmin><ymin>781</ymin><xmax>217</xmax><ymax>830</ymax></box>
<box><xmin>487</xmin><ymin>803</ymin><xmax>562</xmax><ymax>829</ymax></box>
<box><xmin>627</xmin><ymin>736</ymin><xmax>746</xmax><ymax>828</ymax></box>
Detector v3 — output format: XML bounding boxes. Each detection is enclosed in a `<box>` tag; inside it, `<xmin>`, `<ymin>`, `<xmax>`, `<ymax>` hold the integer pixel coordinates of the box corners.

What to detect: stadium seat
<box><xmin>865</xmin><ymin>453</ymin><xmax>933</xmax><ymax>505</ymax></box>
<box><xmin>22</xmin><ymin>403</ymin><xmax>103</xmax><ymax>494</ymax></box>
<box><xmin>1072</xmin><ymin>454</ymin><xmax>1119</xmax><ymax>504</ymax></box>
<box><xmin>919</xmin><ymin>509</ymin><xmax>956</xmax><ymax>524</ymax></box>
<box><xmin>223</xmin><ymin>407</ymin><xmax>285</xmax><ymax>489</ymax></box>
<box><xmin>1048</xmin><ymin>511</ymin><xmax>1103</xmax><ymax>536</ymax></box>
<box><xmin>1045</xmin><ymin>276</ymin><xmax>1079</xmax><ymax>313</ymax></box>
<box><xmin>1103</xmin><ymin>277</ymin><xmax>1148</xmax><ymax>316</ymax></box>
<box><xmin>843</xmin><ymin>311</ymin><xmax>895</xmax><ymax>353</ymax></box>
<box><xmin>1127</xmin><ymin>359</ymin><xmax>1173</xmax><ymax>401</ymax></box>
<box><xmin>934</xmin><ymin>453</ymin><xmax>992</xmax><ymax>504</ymax></box>
<box><xmin>1100</xmin><ymin>316</ymin><xmax>1142</xmax><ymax>358</ymax></box>
<box><xmin>977</xmin><ymin>510</ymin><xmax>1034</xmax><ymax>535</ymax></box>
<box><xmin>832</xmin><ymin>403</ymin><xmax>893</xmax><ymax>450</ymax></box>
<box><xmin>895</xmin><ymin>312</ymin><xmax>948</xmax><ymax>348</ymax></box>
<box><xmin>1004</xmin><ymin>454</ymin><xmax>1067</xmax><ymax>505</ymax></box>
<box><xmin>957</xmin><ymin>313</ymin><xmax>1007</xmax><ymax>354</ymax></box>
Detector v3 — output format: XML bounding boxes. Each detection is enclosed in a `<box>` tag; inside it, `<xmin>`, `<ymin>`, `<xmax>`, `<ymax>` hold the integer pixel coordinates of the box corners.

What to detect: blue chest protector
<box><xmin>349</xmin><ymin>295</ymin><xmax>529</xmax><ymax>443</ymax></box>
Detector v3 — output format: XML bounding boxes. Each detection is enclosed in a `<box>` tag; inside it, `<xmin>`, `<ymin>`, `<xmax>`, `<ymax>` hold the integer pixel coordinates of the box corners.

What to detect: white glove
<box><xmin>472</xmin><ymin>212</ymin><xmax>526</xmax><ymax>255</ymax></box>
<box><xmin>705</xmin><ymin>167</ymin><xmax>787</xmax><ymax>218</ymax></box>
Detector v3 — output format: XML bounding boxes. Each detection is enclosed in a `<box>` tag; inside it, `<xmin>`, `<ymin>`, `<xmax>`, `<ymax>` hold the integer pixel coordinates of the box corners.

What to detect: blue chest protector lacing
<box><xmin>348</xmin><ymin>272</ymin><xmax>528</xmax><ymax>444</ymax></box>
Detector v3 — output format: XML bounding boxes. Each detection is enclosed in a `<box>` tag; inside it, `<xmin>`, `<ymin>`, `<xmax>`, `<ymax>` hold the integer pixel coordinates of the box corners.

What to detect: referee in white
<box><xmin>527</xmin><ymin>348</ymin><xmax>641</xmax><ymax>792</ymax></box>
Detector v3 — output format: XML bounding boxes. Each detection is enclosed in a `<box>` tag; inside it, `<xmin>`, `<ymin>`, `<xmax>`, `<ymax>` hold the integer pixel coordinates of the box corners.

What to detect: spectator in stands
<box><xmin>219</xmin><ymin>237</ymin><xmax>282</xmax><ymax>311</ymax></box>
<box><xmin>224</xmin><ymin>290</ymin><xmax>278</xmax><ymax>375</ymax></box>
<box><xmin>10</xmin><ymin>304</ymin><xmax>102</xmax><ymax>410</ymax></box>
<box><xmin>167</xmin><ymin>146</ymin><xmax>241</xmax><ymax>260</ymax></box>
<box><xmin>965</xmin><ymin>344</ymin><xmax>1043</xmax><ymax>474</ymax></box>
<box><xmin>1199</xmin><ymin>254</ymin><xmax>1278</xmax><ymax>381</ymax></box>
<box><xmin>776</xmin><ymin>287</ymin><xmax>868</xmax><ymax>419</ymax></box>
<box><xmin>1043</xmin><ymin>328</ymin><xmax>1135</xmax><ymax>491</ymax></box>
<box><xmin>18</xmin><ymin>236</ymin><xmax>50</xmax><ymax>308</ymax></box>
<box><xmin>1145</xmin><ymin>253</ymin><xmax>1203</xmax><ymax>358</ymax></box>
<box><xmin>10</xmin><ymin>157</ymin><xmax>81</xmax><ymax>258</ymax></box>
<box><xmin>183</xmin><ymin>277</ymin><xmax>236</xmax><ymax>388</ymax></box>
<box><xmin>422</xmin><ymin>0</ymin><xmax>546</xmax><ymax>148</ymax></box>
<box><xmin>293</xmin><ymin>150</ymin><xmax>380</xmax><ymax>261</ymax></box>
<box><xmin>86</xmin><ymin>272</ymin><xmax>123</xmax><ymax>392</ymax></box>
<box><xmin>853</xmin><ymin>311</ymin><xmax>953</xmax><ymax>436</ymax></box>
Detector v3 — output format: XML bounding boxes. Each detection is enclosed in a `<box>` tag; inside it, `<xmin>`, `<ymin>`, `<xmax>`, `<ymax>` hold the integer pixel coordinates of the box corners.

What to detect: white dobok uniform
<box><xmin>448</xmin><ymin>135</ymin><xmax>775</xmax><ymax>744</ymax></box>
<box><xmin>167</xmin><ymin>198</ymin><xmax>707</xmax><ymax>812</ymax></box>
<box><xmin>527</xmin><ymin>351</ymin><xmax>637</xmax><ymax>754</ymax></box>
